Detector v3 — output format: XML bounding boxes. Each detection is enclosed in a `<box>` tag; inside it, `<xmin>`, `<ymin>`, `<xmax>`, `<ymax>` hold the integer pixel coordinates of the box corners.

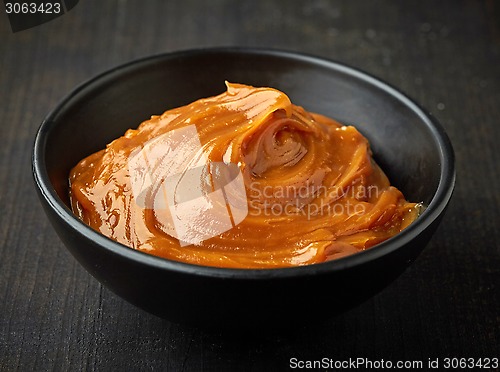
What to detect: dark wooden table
<box><xmin>1</xmin><ymin>1</ymin><xmax>499</xmax><ymax>370</ymax></box>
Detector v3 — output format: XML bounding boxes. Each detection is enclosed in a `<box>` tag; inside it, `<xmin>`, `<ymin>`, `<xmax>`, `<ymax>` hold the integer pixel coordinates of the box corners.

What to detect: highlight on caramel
<box><xmin>69</xmin><ymin>82</ymin><xmax>421</xmax><ymax>268</ymax></box>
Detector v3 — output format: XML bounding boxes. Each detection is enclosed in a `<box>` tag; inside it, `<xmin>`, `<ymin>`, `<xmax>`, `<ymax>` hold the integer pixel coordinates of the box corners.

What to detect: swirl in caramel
<box><xmin>69</xmin><ymin>82</ymin><xmax>420</xmax><ymax>268</ymax></box>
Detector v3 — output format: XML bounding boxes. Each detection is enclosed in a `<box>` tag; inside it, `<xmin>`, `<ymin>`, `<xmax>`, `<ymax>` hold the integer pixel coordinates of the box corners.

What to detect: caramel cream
<box><xmin>69</xmin><ymin>82</ymin><xmax>420</xmax><ymax>268</ymax></box>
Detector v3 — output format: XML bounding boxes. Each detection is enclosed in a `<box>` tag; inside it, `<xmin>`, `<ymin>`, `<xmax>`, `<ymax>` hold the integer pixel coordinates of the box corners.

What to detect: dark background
<box><xmin>1</xmin><ymin>0</ymin><xmax>499</xmax><ymax>370</ymax></box>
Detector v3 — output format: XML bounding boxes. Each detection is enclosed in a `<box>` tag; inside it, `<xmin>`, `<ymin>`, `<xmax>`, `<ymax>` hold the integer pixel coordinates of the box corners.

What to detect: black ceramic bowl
<box><xmin>33</xmin><ymin>48</ymin><xmax>455</xmax><ymax>328</ymax></box>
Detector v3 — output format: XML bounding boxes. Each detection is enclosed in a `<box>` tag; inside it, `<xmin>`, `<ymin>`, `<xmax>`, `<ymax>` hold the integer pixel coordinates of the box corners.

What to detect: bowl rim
<box><xmin>32</xmin><ymin>46</ymin><xmax>456</xmax><ymax>279</ymax></box>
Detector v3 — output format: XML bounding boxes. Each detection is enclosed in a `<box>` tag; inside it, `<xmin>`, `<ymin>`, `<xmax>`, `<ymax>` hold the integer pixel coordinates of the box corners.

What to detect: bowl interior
<box><xmin>41</xmin><ymin>48</ymin><xmax>448</xmax><ymax>237</ymax></box>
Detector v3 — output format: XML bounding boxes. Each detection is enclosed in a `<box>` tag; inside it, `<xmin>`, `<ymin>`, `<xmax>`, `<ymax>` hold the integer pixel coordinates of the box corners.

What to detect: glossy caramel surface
<box><xmin>70</xmin><ymin>83</ymin><xmax>420</xmax><ymax>268</ymax></box>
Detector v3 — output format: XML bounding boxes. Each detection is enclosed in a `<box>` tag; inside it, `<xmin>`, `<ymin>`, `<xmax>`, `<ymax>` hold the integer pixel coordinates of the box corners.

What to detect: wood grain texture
<box><xmin>0</xmin><ymin>0</ymin><xmax>499</xmax><ymax>370</ymax></box>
